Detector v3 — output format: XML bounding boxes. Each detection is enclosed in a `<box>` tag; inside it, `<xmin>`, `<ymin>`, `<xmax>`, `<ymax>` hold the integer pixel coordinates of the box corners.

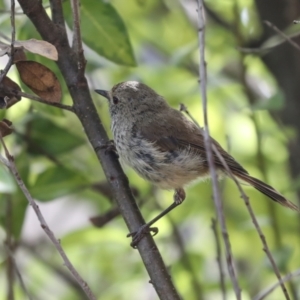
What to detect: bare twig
<box><xmin>21</xmin><ymin>241</ymin><xmax>87</xmax><ymax>298</ymax></box>
<box><xmin>196</xmin><ymin>1</ymin><xmax>241</xmax><ymax>298</ymax></box>
<box><xmin>4</xmin><ymin>244</ymin><xmax>33</xmax><ymax>300</ymax></box>
<box><xmin>237</xmin><ymin>46</ymin><xmax>272</xmax><ymax>55</ymax></box>
<box><xmin>231</xmin><ymin>5</ymin><xmax>291</xmax><ymax>298</ymax></box>
<box><xmin>179</xmin><ymin>103</ymin><xmax>201</xmax><ymax>127</ymax></box>
<box><xmin>264</xmin><ymin>20</ymin><xmax>300</xmax><ymax>52</ymax></box>
<box><xmin>0</xmin><ymin>0</ymin><xmax>16</xmax><ymax>83</ymax></box>
<box><xmin>10</xmin><ymin>0</ymin><xmax>15</xmax><ymax>51</ymax></box>
<box><xmin>18</xmin><ymin>91</ymin><xmax>74</xmax><ymax>112</ymax></box>
<box><xmin>211</xmin><ymin>218</ymin><xmax>226</xmax><ymax>300</ymax></box>
<box><xmin>254</xmin><ymin>268</ymin><xmax>300</xmax><ymax>300</ymax></box>
<box><xmin>0</xmin><ymin>84</ymin><xmax>74</xmax><ymax>111</ymax></box>
<box><xmin>4</xmin><ymin>196</ymin><xmax>15</xmax><ymax>300</ymax></box>
<box><xmin>212</xmin><ymin>143</ymin><xmax>290</xmax><ymax>300</ymax></box>
<box><xmin>0</xmin><ymin>138</ymin><xmax>96</xmax><ymax>300</ymax></box>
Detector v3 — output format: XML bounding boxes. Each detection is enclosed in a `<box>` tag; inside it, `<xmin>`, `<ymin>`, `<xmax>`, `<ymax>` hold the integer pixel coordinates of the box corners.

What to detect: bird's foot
<box><xmin>127</xmin><ymin>225</ymin><xmax>158</xmax><ymax>249</ymax></box>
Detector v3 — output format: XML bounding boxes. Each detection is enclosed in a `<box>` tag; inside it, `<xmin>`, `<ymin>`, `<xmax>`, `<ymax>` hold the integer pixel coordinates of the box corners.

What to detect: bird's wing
<box><xmin>138</xmin><ymin>109</ymin><xmax>248</xmax><ymax>175</ymax></box>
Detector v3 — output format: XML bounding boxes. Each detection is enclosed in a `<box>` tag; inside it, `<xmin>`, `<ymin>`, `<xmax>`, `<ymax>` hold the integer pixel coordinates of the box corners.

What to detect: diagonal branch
<box><xmin>196</xmin><ymin>1</ymin><xmax>241</xmax><ymax>298</ymax></box>
<box><xmin>0</xmin><ymin>0</ymin><xmax>16</xmax><ymax>83</ymax></box>
<box><xmin>212</xmin><ymin>143</ymin><xmax>290</xmax><ymax>300</ymax></box>
<box><xmin>254</xmin><ymin>268</ymin><xmax>300</xmax><ymax>300</ymax></box>
<box><xmin>17</xmin><ymin>0</ymin><xmax>180</xmax><ymax>299</ymax></box>
<box><xmin>0</xmin><ymin>137</ymin><xmax>96</xmax><ymax>300</ymax></box>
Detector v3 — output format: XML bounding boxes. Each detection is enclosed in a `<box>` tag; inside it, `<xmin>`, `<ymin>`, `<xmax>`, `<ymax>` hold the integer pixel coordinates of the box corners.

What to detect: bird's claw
<box><xmin>127</xmin><ymin>225</ymin><xmax>159</xmax><ymax>248</ymax></box>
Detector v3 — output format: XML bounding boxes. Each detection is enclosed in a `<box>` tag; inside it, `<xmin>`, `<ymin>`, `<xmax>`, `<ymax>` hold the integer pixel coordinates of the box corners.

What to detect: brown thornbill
<box><xmin>95</xmin><ymin>81</ymin><xmax>299</xmax><ymax>247</ymax></box>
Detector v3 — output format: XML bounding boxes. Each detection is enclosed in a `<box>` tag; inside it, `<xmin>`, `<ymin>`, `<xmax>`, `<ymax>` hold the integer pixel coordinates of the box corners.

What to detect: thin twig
<box><xmin>211</xmin><ymin>218</ymin><xmax>226</xmax><ymax>300</ymax></box>
<box><xmin>21</xmin><ymin>241</ymin><xmax>87</xmax><ymax>298</ymax></box>
<box><xmin>212</xmin><ymin>143</ymin><xmax>290</xmax><ymax>300</ymax></box>
<box><xmin>0</xmin><ymin>0</ymin><xmax>16</xmax><ymax>83</ymax></box>
<box><xmin>254</xmin><ymin>268</ymin><xmax>300</xmax><ymax>300</ymax></box>
<box><xmin>232</xmin><ymin>5</ymin><xmax>291</xmax><ymax>298</ymax></box>
<box><xmin>0</xmin><ymin>85</ymin><xmax>74</xmax><ymax>111</ymax></box>
<box><xmin>179</xmin><ymin>103</ymin><xmax>201</xmax><ymax>127</ymax></box>
<box><xmin>4</xmin><ymin>196</ymin><xmax>15</xmax><ymax>300</ymax></box>
<box><xmin>0</xmin><ymin>138</ymin><xmax>96</xmax><ymax>300</ymax></box>
<box><xmin>264</xmin><ymin>20</ymin><xmax>300</xmax><ymax>52</ymax></box>
<box><xmin>196</xmin><ymin>1</ymin><xmax>241</xmax><ymax>298</ymax></box>
<box><xmin>237</xmin><ymin>46</ymin><xmax>272</xmax><ymax>55</ymax></box>
<box><xmin>13</xmin><ymin>90</ymin><xmax>74</xmax><ymax>112</ymax></box>
<box><xmin>4</xmin><ymin>244</ymin><xmax>33</xmax><ymax>300</ymax></box>
<box><xmin>241</xmin><ymin>52</ymin><xmax>296</xmax><ymax>298</ymax></box>
<box><xmin>10</xmin><ymin>0</ymin><xmax>15</xmax><ymax>52</ymax></box>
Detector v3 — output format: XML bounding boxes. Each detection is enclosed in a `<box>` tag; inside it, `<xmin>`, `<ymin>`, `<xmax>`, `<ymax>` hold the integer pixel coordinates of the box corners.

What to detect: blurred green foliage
<box><xmin>0</xmin><ymin>0</ymin><xmax>299</xmax><ymax>300</ymax></box>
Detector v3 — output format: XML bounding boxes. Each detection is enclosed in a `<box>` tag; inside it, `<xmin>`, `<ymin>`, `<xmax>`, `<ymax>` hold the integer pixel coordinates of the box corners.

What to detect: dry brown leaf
<box><xmin>0</xmin><ymin>76</ymin><xmax>22</xmax><ymax>109</ymax></box>
<box><xmin>0</xmin><ymin>118</ymin><xmax>13</xmax><ymax>137</ymax></box>
<box><xmin>15</xmin><ymin>39</ymin><xmax>58</xmax><ymax>61</ymax></box>
<box><xmin>16</xmin><ymin>61</ymin><xmax>62</xmax><ymax>103</ymax></box>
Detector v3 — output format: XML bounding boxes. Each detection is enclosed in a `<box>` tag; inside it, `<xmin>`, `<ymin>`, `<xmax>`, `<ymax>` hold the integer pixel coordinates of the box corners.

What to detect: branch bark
<box><xmin>17</xmin><ymin>1</ymin><xmax>180</xmax><ymax>299</ymax></box>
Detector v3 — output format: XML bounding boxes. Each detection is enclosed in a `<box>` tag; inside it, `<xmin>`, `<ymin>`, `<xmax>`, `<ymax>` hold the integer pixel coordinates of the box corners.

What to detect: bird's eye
<box><xmin>113</xmin><ymin>96</ymin><xmax>119</xmax><ymax>104</ymax></box>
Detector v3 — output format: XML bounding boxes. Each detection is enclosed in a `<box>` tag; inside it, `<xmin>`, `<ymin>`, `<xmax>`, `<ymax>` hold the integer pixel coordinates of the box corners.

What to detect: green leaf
<box><xmin>63</xmin><ymin>0</ymin><xmax>136</xmax><ymax>66</ymax></box>
<box><xmin>24</xmin><ymin>116</ymin><xmax>85</xmax><ymax>156</ymax></box>
<box><xmin>252</xmin><ymin>91</ymin><xmax>285</xmax><ymax>111</ymax></box>
<box><xmin>30</xmin><ymin>166</ymin><xmax>89</xmax><ymax>201</ymax></box>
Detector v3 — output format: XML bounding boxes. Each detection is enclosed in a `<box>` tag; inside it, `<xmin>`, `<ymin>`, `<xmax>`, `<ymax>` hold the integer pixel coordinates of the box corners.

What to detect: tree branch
<box><xmin>196</xmin><ymin>1</ymin><xmax>241</xmax><ymax>298</ymax></box>
<box><xmin>0</xmin><ymin>138</ymin><xmax>96</xmax><ymax>300</ymax></box>
<box><xmin>254</xmin><ymin>268</ymin><xmax>300</xmax><ymax>300</ymax></box>
<box><xmin>17</xmin><ymin>0</ymin><xmax>180</xmax><ymax>298</ymax></box>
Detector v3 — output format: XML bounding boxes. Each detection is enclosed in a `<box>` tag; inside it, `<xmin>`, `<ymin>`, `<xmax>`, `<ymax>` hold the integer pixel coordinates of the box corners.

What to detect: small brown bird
<box><xmin>96</xmin><ymin>81</ymin><xmax>298</xmax><ymax>246</ymax></box>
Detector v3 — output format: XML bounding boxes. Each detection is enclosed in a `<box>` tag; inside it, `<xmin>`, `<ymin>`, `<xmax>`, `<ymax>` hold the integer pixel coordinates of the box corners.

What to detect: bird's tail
<box><xmin>235</xmin><ymin>173</ymin><xmax>299</xmax><ymax>211</ymax></box>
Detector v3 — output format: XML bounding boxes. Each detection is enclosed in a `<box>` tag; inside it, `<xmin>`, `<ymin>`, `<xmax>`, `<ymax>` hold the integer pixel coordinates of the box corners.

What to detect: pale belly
<box><xmin>115</xmin><ymin>136</ymin><xmax>209</xmax><ymax>189</ymax></box>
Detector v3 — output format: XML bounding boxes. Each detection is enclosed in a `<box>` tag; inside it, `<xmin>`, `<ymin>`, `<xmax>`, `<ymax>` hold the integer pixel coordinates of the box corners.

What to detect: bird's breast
<box><xmin>112</xmin><ymin>122</ymin><xmax>209</xmax><ymax>189</ymax></box>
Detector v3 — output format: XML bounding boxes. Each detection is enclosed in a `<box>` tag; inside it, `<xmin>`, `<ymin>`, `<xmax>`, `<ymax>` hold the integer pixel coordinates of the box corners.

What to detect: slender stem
<box><xmin>212</xmin><ymin>143</ymin><xmax>290</xmax><ymax>300</ymax></box>
<box><xmin>264</xmin><ymin>20</ymin><xmax>300</xmax><ymax>52</ymax></box>
<box><xmin>211</xmin><ymin>218</ymin><xmax>226</xmax><ymax>300</ymax></box>
<box><xmin>0</xmin><ymin>139</ymin><xmax>97</xmax><ymax>300</ymax></box>
<box><xmin>232</xmin><ymin>4</ymin><xmax>291</xmax><ymax>299</ymax></box>
<box><xmin>18</xmin><ymin>91</ymin><xmax>74</xmax><ymax>112</ymax></box>
<box><xmin>0</xmin><ymin>0</ymin><xmax>15</xmax><ymax>83</ymax></box>
<box><xmin>196</xmin><ymin>1</ymin><xmax>241</xmax><ymax>298</ymax></box>
<box><xmin>254</xmin><ymin>268</ymin><xmax>300</xmax><ymax>300</ymax></box>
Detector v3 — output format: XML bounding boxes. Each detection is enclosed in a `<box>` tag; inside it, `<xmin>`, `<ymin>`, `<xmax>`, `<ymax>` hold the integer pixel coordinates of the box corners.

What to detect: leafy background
<box><xmin>0</xmin><ymin>0</ymin><xmax>299</xmax><ymax>299</ymax></box>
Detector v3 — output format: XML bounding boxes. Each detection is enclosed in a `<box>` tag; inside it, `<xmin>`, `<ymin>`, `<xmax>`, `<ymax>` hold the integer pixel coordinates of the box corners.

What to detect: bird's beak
<box><xmin>95</xmin><ymin>89</ymin><xmax>110</xmax><ymax>100</ymax></box>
